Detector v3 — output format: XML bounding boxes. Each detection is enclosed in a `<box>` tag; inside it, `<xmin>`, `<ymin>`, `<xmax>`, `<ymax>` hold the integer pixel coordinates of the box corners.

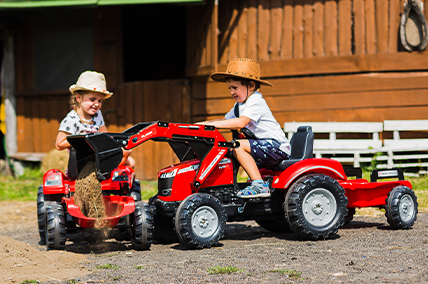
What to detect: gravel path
<box><xmin>1</xmin><ymin>201</ymin><xmax>427</xmax><ymax>283</ymax></box>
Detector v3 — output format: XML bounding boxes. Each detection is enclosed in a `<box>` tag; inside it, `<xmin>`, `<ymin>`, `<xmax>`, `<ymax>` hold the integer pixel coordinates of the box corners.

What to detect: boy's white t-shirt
<box><xmin>225</xmin><ymin>91</ymin><xmax>291</xmax><ymax>155</ymax></box>
<box><xmin>58</xmin><ymin>109</ymin><xmax>105</xmax><ymax>135</ymax></box>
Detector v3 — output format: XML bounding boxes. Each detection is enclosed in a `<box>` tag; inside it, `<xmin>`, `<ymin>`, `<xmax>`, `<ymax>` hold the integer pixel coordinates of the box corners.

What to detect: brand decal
<box><xmin>140</xmin><ymin>130</ymin><xmax>153</xmax><ymax>140</ymax></box>
<box><xmin>178</xmin><ymin>164</ymin><xmax>199</xmax><ymax>174</ymax></box>
<box><xmin>378</xmin><ymin>170</ymin><xmax>398</xmax><ymax>177</ymax></box>
<box><xmin>199</xmin><ymin>150</ymin><xmax>226</xmax><ymax>180</ymax></box>
<box><xmin>160</xmin><ymin>169</ymin><xmax>177</xmax><ymax>179</ymax></box>
<box><xmin>219</xmin><ymin>158</ymin><xmax>231</xmax><ymax>165</ymax></box>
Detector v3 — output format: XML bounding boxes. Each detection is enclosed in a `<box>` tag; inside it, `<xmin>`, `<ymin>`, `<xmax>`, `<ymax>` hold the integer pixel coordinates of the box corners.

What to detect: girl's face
<box><xmin>76</xmin><ymin>91</ymin><xmax>105</xmax><ymax>118</ymax></box>
<box><xmin>226</xmin><ymin>79</ymin><xmax>255</xmax><ymax>104</ymax></box>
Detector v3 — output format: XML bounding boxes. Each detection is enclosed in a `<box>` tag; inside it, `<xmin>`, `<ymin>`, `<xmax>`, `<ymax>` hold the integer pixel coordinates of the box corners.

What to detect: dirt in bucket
<box><xmin>74</xmin><ymin>160</ymin><xmax>107</xmax><ymax>229</ymax></box>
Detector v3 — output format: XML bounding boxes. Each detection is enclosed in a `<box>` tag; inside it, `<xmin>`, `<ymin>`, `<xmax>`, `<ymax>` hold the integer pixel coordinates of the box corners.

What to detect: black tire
<box><xmin>284</xmin><ymin>174</ymin><xmax>348</xmax><ymax>240</ymax></box>
<box><xmin>115</xmin><ymin>179</ymin><xmax>142</xmax><ymax>241</ymax></box>
<box><xmin>153</xmin><ymin>213</ymin><xmax>179</xmax><ymax>243</ymax></box>
<box><xmin>131</xmin><ymin>179</ymin><xmax>142</xmax><ymax>201</ymax></box>
<box><xmin>343</xmin><ymin>207</ymin><xmax>356</xmax><ymax>225</ymax></box>
<box><xmin>130</xmin><ymin>201</ymin><xmax>153</xmax><ymax>250</ymax></box>
<box><xmin>255</xmin><ymin>216</ymin><xmax>292</xmax><ymax>233</ymax></box>
<box><xmin>115</xmin><ymin>215</ymin><xmax>131</xmax><ymax>241</ymax></box>
<box><xmin>385</xmin><ymin>186</ymin><xmax>418</xmax><ymax>229</ymax></box>
<box><xmin>45</xmin><ymin>201</ymin><xmax>66</xmax><ymax>250</ymax></box>
<box><xmin>174</xmin><ymin>193</ymin><xmax>227</xmax><ymax>249</ymax></box>
<box><xmin>37</xmin><ymin>185</ymin><xmax>46</xmax><ymax>245</ymax></box>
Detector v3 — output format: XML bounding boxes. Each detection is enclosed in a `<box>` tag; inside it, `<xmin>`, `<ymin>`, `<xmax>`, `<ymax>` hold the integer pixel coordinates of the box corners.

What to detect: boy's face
<box><xmin>226</xmin><ymin>79</ymin><xmax>254</xmax><ymax>104</ymax></box>
<box><xmin>76</xmin><ymin>91</ymin><xmax>105</xmax><ymax>116</ymax></box>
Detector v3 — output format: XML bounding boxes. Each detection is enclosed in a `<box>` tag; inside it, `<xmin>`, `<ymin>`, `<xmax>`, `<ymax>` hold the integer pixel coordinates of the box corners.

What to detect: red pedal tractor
<box><xmin>65</xmin><ymin>121</ymin><xmax>418</xmax><ymax>249</ymax></box>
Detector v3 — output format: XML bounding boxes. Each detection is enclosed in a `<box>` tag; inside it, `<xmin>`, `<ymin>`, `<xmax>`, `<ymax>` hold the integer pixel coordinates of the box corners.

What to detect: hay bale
<box><xmin>40</xmin><ymin>148</ymin><xmax>69</xmax><ymax>173</ymax></box>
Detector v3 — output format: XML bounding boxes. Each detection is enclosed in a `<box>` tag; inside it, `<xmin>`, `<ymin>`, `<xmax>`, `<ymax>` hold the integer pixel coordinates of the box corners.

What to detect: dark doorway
<box><xmin>122</xmin><ymin>4</ymin><xmax>187</xmax><ymax>82</ymax></box>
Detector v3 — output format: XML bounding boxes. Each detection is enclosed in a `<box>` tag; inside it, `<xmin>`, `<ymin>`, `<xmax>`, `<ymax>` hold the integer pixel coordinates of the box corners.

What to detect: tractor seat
<box><xmin>270</xmin><ymin>125</ymin><xmax>314</xmax><ymax>171</ymax></box>
<box><xmin>67</xmin><ymin>148</ymin><xmax>78</xmax><ymax>180</ymax></box>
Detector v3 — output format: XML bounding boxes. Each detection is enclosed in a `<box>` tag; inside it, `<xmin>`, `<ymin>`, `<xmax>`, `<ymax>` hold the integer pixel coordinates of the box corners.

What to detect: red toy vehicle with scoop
<box><xmin>53</xmin><ymin>121</ymin><xmax>418</xmax><ymax>249</ymax></box>
<box><xmin>37</xmin><ymin>145</ymin><xmax>153</xmax><ymax>250</ymax></box>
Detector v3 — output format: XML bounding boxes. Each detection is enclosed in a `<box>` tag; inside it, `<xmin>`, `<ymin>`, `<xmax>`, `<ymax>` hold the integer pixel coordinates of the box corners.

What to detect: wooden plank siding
<box><xmin>188</xmin><ymin>0</ymin><xmax>428</xmax><ymax>126</ymax></box>
<box><xmin>15</xmin><ymin>80</ymin><xmax>190</xmax><ymax>180</ymax></box>
<box><xmin>195</xmin><ymin>72</ymin><xmax>428</xmax><ymax>122</ymax></box>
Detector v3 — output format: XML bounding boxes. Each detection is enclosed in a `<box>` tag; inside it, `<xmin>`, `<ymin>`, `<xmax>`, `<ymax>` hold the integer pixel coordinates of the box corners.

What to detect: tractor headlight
<box><xmin>112</xmin><ymin>170</ymin><xmax>128</xmax><ymax>182</ymax></box>
<box><xmin>44</xmin><ymin>174</ymin><xmax>62</xmax><ymax>186</ymax></box>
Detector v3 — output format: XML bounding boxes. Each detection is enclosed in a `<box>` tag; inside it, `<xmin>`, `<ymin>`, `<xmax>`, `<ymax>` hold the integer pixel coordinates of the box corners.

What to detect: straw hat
<box><xmin>210</xmin><ymin>58</ymin><xmax>273</xmax><ymax>87</ymax></box>
<box><xmin>69</xmin><ymin>71</ymin><xmax>113</xmax><ymax>99</ymax></box>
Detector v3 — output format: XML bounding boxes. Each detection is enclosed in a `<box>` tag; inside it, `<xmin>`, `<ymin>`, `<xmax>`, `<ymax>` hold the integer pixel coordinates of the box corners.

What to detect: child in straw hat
<box><xmin>55</xmin><ymin>70</ymin><xmax>135</xmax><ymax>168</ymax></box>
<box><xmin>198</xmin><ymin>58</ymin><xmax>290</xmax><ymax>198</ymax></box>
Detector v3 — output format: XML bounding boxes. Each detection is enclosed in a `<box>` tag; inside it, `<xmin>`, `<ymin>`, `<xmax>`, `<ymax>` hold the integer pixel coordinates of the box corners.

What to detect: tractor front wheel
<box><xmin>385</xmin><ymin>186</ymin><xmax>418</xmax><ymax>229</ymax></box>
<box><xmin>130</xmin><ymin>201</ymin><xmax>153</xmax><ymax>250</ymax></box>
<box><xmin>174</xmin><ymin>193</ymin><xmax>227</xmax><ymax>249</ymax></box>
<box><xmin>37</xmin><ymin>185</ymin><xmax>46</xmax><ymax>245</ymax></box>
<box><xmin>45</xmin><ymin>201</ymin><xmax>66</xmax><ymax>250</ymax></box>
<box><xmin>284</xmin><ymin>174</ymin><xmax>348</xmax><ymax>240</ymax></box>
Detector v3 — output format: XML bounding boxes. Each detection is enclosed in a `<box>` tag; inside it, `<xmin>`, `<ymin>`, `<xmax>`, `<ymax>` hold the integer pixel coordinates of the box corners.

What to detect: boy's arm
<box><xmin>197</xmin><ymin>116</ymin><xmax>250</xmax><ymax>130</ymax></box>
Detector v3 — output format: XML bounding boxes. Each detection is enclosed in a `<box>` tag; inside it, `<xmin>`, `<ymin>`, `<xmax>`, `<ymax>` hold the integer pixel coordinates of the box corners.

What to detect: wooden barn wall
<box><xmin>15</xmin><ymin>80</ymin><xmax>190</xmax><ymax>180</ymax></box>
<box><xmin>101</xmin><ymin>80</ymin><xmax>191</xmax><ymax>180</ymax></box>
<box><xmin>188</xmin><ymin>0</ymin><xmax>428</xmax><ymax>124</ymax></box>
<box><xmin>14</xmin><ymin>7</ymin><xmax>191</xmax><ymax>180</ymax></box>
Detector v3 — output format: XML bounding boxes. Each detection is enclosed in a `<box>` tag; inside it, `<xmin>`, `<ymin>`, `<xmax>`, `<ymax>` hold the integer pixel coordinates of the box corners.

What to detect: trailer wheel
<box><xmin>255</xmin><ymin>216</ymin><xmax>292</xmax><ymax>233</ymax></box>
<box><xmin>385</xmin><ymin>186</ymin><xmax>418</xmax><ymax>229</ymax></box>
<box><xmin>130</xmin><ymin>201</ymin><xmax>153</xmax><ymax>250</ymax></box>
<box><xmin>45</xmin><ymin>201</ymin><xmax>66</xmax><ymax>250</ymax></box>
<box><xmin>175</xmin><ymin>193</ymin><xmax>227</xmax><ymax>249</ymax></box>
<box><xmin>37</xmin><ymin>185</ymin><xmax>46</xmax><ymax>245</ymax></box>
<box><xmin>284</xmin><ymin>174</ymin><xmax>348</xmax><ymax>240</ymax></box>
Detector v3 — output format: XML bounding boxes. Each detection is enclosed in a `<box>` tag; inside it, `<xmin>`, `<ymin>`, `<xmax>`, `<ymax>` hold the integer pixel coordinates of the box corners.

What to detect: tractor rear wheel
<box><xmin>45</xmin><ymin>201</ymin><xmax>66</xmax><ymax>250</ymax></box>
<box><xmin>385</xmin><ymin>186</ymin><xmax>418</xmax><ymax>229</ymax></box>
<box><xmin>175</xmin><ymin>193</ymin><xmax>227</xmax><ymax>249</ymax></box>
<box><xmin>343</xmin><ymin>207</ymin><xmax>356</xmax><ymax>225</ymax></box>
<box><xmin>130</xmin><ymin>201</ymin><xmax>153</xmax><ymax>250</ymax></box>
<box><xmin>284</xmin><ymin>174</ymin><xmax>348</xmax><ymax>240</ymax></box>
<box><xmin>37</xmin><ymin>185</ymin><xmax>46</xmax><ymax>244</ymax></box>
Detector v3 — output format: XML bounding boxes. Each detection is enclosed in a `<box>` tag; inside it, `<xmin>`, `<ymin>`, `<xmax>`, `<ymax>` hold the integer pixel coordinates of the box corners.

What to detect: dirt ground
<box><xmin>0</xmin><ymin>201</ymin><xmax>427</xmax><ymax>284</ymax></box>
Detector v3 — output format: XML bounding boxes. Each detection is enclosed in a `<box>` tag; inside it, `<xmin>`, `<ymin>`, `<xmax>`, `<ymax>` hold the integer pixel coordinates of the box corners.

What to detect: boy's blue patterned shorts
<box><xmin>249</xmin><ymin>139</ymin><xmax>289</xmax><ymax>168</ymax></box>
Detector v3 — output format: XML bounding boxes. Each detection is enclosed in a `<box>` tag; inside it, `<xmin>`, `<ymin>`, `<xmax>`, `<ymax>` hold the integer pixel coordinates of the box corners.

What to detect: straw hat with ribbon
<box><xmin>210</xmin><ymin>58</ymin><xmax>273</xmax><ymax>88</ymax></box>
<box><xmin>69</xmin><ymin>71</ymin><xmax>113</xmax><ymax>99</ymax></box>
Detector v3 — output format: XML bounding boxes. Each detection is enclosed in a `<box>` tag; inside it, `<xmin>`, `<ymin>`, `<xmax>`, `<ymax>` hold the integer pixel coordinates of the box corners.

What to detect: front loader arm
<box><xmin>124</xmin><ymin>121</ymin><xmax>232</xmax><ymax>188</ymax></box>
<box><xmin>69</xmin><ymin>121</ymin><xmax>234</xmax><ymax>187</ymax></box>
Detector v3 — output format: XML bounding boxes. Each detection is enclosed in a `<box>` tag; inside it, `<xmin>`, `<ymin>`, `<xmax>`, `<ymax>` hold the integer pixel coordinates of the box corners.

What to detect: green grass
<box><xmin>20</xmin><ymin>280</ymin><xmax>38</xmax><ymax>284</ymax></box>
<box><xmin>0</xmin><ymin>166</ymin><xmax>43</xmax><ymax>201</ymax></box>
<box><xmin>140</xmin><ymin>179</ymin><xmax>157</xmax><ymax>201</ymax></box>
<box><xmin>96</xmin><ymin>263</ymin><xmax>121</xmax><ymax>270</ymax></box>
<box><xmin>207</xmin><ymin>266</ymin><xmax>244</xmax><ymax>274</ymax></box>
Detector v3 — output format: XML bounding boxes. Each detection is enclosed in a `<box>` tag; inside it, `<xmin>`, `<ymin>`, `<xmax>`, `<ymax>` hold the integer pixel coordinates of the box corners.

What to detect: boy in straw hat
<box><xmin>198</xmin><ymin>58</ymin><xmax>290</xmax><ymax>198</ymax></box>
<box><xmin>55</xmin><ymin>70</ymin><xmax>134</xmax><ymax>168</ymax></box>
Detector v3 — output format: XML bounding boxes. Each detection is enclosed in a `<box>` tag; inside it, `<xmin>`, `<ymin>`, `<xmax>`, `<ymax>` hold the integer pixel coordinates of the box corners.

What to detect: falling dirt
<box><xmin>74</xmin><ymin>160</ymin><xmax>106</xmax><ymax>228</ymax></box>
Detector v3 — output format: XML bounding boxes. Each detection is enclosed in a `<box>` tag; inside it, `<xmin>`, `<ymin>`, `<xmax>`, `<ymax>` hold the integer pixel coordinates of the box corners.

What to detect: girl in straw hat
<box><xmin>55</xmin><ymin>70</ymin><xmax>134</xmax><ymax>168</ymax></box>
<box><xmin>198</xmin><ymin>58</ymin><xmax>290</xmax><ymax>198</ymax></box>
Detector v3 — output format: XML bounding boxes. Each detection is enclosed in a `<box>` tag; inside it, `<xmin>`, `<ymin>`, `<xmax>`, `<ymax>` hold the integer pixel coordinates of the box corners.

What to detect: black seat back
<box><xmin>289</xmin><ymin>125</ymin><xmax>314</xmax><ymax>160</ymax></box>
<box><xmin>67</xmin><ymin>148</ymin><xmax>78</xmax><ymax>180</ymax></box>
<box><xmin>271</xmin><ymin>125</ymin><xmax>314</xmax><ymax>171</ymax></box>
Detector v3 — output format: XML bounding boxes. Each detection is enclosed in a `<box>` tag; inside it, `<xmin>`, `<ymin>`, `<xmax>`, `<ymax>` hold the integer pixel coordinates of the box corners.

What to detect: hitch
<box><xmin>67</xmin><ymin>133</ymin><xmax>124</xmax><ymax>181</ymax></box>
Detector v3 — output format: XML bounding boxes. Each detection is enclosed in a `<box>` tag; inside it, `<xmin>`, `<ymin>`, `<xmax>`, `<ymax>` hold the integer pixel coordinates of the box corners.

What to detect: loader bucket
<box><xmin>67</xmin><ymin>133</ymin><xmax>123</xmax><ymax>181</ymax></box>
